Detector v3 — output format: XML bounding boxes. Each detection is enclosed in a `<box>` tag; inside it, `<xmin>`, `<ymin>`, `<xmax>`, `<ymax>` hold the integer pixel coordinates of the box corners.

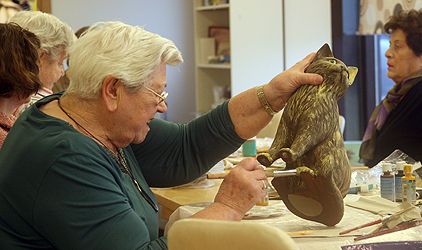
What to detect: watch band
<box><xmin>257</xmin><ymin>85</ymin><xmax>278</xmax><ymax>116</ymax></box>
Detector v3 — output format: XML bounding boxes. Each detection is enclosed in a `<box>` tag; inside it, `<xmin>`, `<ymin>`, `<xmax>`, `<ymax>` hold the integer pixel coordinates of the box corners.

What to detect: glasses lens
<box><xmin>160</xmin><ymin>92</ymin><xmax>168</xmax><ymax>103</ymax></box>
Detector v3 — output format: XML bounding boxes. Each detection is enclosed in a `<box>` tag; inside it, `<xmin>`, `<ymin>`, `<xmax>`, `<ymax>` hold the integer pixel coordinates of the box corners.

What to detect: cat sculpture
<box><xmin>257</xmin><ymin>43</ymin><xmax>358</xmax><ymax>226</ymax></box>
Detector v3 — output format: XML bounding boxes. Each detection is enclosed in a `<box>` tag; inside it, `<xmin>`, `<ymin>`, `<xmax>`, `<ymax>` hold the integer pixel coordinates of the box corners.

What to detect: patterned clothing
<box><xmin>0</xmin><ymin>112</ymin><xmax>16</xmax><ymax>149</ymax></box>
<box><xmin>359</xmin><ymin>69</ymin><xmax>422</xmax><ymax>167</ymax></box>
<box><xmin>14</xmin><ymin>87</ymin><xmax>53</xmax><ymax>117</ymax></box>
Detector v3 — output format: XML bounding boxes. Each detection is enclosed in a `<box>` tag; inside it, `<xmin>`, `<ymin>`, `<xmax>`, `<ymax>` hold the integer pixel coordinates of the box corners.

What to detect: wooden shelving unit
<box><xmin>193</xmin><ymin>0</ymin><xmax>284</xmax><ymax>115</ymax></box>
<box><xmin>193</xmin><ymin>0</ymin><xmax>231</xmax><ymax>114</ymax></box>
<box><xmin>27</xmin><ymin>0</ymin><xmax>51</xmax><ymax>13</ymax></box>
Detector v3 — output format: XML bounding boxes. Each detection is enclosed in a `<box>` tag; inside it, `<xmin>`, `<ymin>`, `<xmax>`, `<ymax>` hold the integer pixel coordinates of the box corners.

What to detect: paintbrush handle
<box><xmin>207</xmin><ymin>169</ymin><xmax>297</xmax><ymax>179</ymax></box>
<box><xmin>207</xmin><ymin>171</ymin><xmax>274</xmax><ymax>179</ymax></box>
<box><xmin>206</xmin><ymin>173</ymin><xmax>229</xmax><ymax>179</ymax></box>
<box><xmin>339</xmin><ymin>219</ymin><xmax>382</xmax><ymax>235</ymax></box>
<box><xmin>354</xmin><ymin>220</ymin><xmax>420</xmax><ymax>241</ymax></box>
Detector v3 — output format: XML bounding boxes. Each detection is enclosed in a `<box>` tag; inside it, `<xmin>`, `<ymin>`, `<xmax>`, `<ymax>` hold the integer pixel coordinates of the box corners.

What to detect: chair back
<box><xmin>257</xmin><ymin>111</ymin><xmax>282</xmax><ymax>138</ymax></box>
<box><xmin>167</xmin><ymin>218</ymin><xmax>299</xmax><ymax>250</ymax></box>
<box><xmin>339</xmin><ymin>115</ymin><xmax>345</xmax><ymax>135</ymax></box>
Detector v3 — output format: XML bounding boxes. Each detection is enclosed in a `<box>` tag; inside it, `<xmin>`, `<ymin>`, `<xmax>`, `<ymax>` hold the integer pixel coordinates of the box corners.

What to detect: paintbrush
<box><xmin>207</xmin><ymin>169</ymin><xmax>297</xmax><ymax>179</ymax></box>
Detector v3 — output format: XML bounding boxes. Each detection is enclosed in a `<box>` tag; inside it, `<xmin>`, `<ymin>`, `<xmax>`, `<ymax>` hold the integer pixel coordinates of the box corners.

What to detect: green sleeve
<box><xmin>131</xmin><ymin>100</ymin><xmax>246</xmax><ymax>187</ymax></box>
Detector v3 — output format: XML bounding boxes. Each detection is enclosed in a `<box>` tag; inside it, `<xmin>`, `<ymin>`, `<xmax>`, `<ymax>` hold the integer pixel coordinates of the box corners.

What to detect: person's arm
<box><xmin>228</xmin><ymin>53</ymin><xmax>323</xmax><ymax>139</ymax></box>
<box><xmin>132</xmin><ymin>101</ymin><xmax>245</xmax><ymax>187</ymax></box>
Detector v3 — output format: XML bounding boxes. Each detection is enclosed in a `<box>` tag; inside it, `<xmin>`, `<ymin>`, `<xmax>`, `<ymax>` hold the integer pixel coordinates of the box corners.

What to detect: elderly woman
<box><xmin>360</xmin><ymin>9</ymin><xmax>422</xmax><ymax>167</ymax></box>
<box><xmin>0</xmin><ymin>23</ymin><xmax>41</xmax><ymax>149</ymax></box>
<box><xmin>0</xmin><ymin>22</ymin><xmax>322</xmax><ymax>249</ymax></box>
<box><xmin>7</xmin><ymin>10</ymin><xmax>75</xmax><ymax>117</ymax></box>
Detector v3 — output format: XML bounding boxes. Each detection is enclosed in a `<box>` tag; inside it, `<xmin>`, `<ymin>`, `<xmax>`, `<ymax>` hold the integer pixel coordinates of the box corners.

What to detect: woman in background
<box><xmin>0</xmin><ymin>23</ymin><xmax>41</xmax><ymax>148</ymax></box>
<box><xmin>8</xmin><ymin>10</ymin><xmax>75</xmax><ymax>116</ymax></box>
<box><xmin>360</xmin><ymin>9</ymin><xmax>422</xmax><ymax>167</ymax></box>
<box><xmin>53</xmin><ymin>25</ymin><xmax>90</xmax><ymax>93</ymax></box>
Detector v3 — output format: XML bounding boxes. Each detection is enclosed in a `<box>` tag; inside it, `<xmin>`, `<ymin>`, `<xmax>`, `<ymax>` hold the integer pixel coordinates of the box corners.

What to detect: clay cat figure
<box><xmin>257</xmin><ymin>43</ymin><xmax>358</xmax><ymax>226</ymax></box>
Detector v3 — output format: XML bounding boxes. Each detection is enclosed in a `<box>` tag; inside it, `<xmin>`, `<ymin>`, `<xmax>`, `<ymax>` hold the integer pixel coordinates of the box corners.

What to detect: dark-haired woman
<box><xmin>360</xmin><ymin>9</ymin><xmax>422</xmax><ymax>167</ymax></box>
<box><xmin>0</xmin><ymin>23</ymin><xmax>41</xmax><ymax>149</ymax></box>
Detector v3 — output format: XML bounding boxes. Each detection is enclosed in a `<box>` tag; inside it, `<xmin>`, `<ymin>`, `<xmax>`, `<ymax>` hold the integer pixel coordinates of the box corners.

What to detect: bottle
<box><xmin>402</xmin><ymin>164</ymin><xmax>416</xmax><ymax>205</ymax></box>
<box><xmin>380</xmin><ymin>162</ymin><xmax>394</xmax><ymax>202</ymax></box>
<box><xmin>395</xmin><ymin>161</ymin><xmax>405</xmax><ymax>202</ymax></box>
<box><xmin>257</xmin><ymin>184</ymin><xmax>269</xmax><ymax>206</ymax></box>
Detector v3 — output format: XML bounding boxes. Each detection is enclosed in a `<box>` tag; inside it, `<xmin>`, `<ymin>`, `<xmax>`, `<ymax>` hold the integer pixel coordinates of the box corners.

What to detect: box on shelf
<box><xmin>200</xmin><ymin>37</ymin><xmax>215</xmax><ymax>64</ymax></box>
<box><xmin>203</xmin><ymin>0</ymin><xmax>228</xmax><ymax>6</ymax></box>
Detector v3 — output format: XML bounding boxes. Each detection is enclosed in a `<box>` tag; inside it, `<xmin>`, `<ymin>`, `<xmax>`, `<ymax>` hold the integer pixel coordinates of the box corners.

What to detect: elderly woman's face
<box><xmin>114</xmin><ymin>63</ymin><xmax>168</xmax><ymax>147</ymax></box>
<box><xmin>385</xmin><ymin>29</ymin><xmax>422</xmax><ymax>84</ymax></box>
<box><xmin>39</xmin><ymin>51</ymin><xmax>66</xmax><ymax>90</ymax></box>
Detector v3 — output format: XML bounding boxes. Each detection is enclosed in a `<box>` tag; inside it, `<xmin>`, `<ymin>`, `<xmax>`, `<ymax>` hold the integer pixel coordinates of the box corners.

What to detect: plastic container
<box><xmin>380</xmin><ymin>162</ymin><xmax>394</xmax><ymax>202</ymax></box>
<box><xmin>402</xmin><ymin>164</ymin><xmax>416</xmax><ymax>205</ymax></box>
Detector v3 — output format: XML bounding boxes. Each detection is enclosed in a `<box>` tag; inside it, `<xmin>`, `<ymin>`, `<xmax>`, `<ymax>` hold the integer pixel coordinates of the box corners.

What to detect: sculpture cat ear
<box><xmin>347</xmin><ymin>67</ymin><xmax>358</xmax><ymax>85</ymax></box>
<box><xmin>314</xmin><ymin>43</ymin><xmax>333</xmax><ymax>61</ymax></box>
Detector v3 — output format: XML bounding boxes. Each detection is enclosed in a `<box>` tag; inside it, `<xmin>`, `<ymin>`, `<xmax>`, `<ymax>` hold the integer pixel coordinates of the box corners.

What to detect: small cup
<box><xmin>242</xmin><ymin>138</ymin><xmax>257</xmax><ymax>157</ymax></box>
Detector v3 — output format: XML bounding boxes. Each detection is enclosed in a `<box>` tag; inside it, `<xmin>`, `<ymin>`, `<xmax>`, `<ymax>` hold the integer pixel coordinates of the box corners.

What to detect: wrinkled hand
<box><xmin>266</xmin><ymin>52</ymin><xmax>323</xmax><ymax>107</ymax></box>
<box><xmin>214</xmin><ymin>157</ymin><xmax>267</xmax><ymax>218</ymax></box>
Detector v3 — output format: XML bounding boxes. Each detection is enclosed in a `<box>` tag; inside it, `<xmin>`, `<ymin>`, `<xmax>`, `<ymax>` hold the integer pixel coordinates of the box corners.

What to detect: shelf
<box><xmin>196</xmin><ymin>4</ymin><xmax>229</xmax><ymax>11</ymax></box>
<box><xmin>194</xmin><ymin>0</ymin><xmax>284</xmax><ymax>114</ymax></box>
<box><xmin>198</xmin><ymin>63</ymin><xmax>231</xmax><ymax>69</ymax></box>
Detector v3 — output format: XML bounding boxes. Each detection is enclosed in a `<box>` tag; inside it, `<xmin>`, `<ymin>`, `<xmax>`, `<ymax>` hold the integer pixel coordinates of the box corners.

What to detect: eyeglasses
<box><xmin>145</xmin><ymin>86</ymin><xmax>168</xmax><ymax>105</ymax></box>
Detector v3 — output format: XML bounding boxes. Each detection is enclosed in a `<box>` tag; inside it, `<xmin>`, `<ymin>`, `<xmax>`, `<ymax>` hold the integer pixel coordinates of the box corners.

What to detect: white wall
<box><xmin>50</xmin><ymin>0</ymin><xmax>331</xmax><ymax>122</ymax></box>
<box><xmin>230</xmin><ymin>0</ymin><xmax>284</xmax><ymax>96</ymax></box>
<box><xmin>51</xmin><ymin>0</ymin><xmax>196</xmax><ymax>123</ymax></box>
<box><xmin>284</xmin><ymin>0</ymin><xmax>332</xmax><ymax>69</ymax></box>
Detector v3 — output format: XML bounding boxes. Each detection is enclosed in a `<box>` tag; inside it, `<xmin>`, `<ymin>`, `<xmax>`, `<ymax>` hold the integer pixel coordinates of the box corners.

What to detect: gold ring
<box><xmin>261</xmin><ymin>180</ymin><xmax>267</xmax><ymax>190</ymax></box>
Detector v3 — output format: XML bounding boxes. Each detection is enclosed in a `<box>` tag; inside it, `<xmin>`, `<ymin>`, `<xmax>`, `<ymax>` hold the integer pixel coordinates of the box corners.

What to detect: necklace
<box><xmin>57</xmin><ymin>98</ymin><xmax>158</xmax><ymax>212</ymax></box>
<box><xmin>58</xmin><ymin>98</ymin><xmax>114</xmax><ymax>152</ymax></box>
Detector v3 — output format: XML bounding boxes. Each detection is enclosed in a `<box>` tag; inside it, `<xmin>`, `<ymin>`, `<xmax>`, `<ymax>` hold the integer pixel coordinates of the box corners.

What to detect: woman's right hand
<box><xmin>191</xmin><ymin>157</ymin><xmax>267</xmax><ymax>221</ymax></box>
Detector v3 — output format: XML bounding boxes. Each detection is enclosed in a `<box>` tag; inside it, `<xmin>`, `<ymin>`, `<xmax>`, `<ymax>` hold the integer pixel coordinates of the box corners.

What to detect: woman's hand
<box><xmin>191</xmin><ymin>158</ymin><xmax>267</xmax><ymax>221</ymax></box>
<box><xmin>214</xmin><ymin>158</ymin><xmax>267</xmax><ymax>217</ymax></box>
<box><xmin>264</xmin><ymin>52</ymin><xmax>324</xmax><ymax>110</ymax></box>
<box><xmin>228</xmin><ymin>52</ymin><xmax>323</xmax><ymax>140</ymax></box>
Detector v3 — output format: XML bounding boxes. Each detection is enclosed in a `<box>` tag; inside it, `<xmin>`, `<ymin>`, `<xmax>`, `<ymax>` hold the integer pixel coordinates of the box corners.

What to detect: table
<box><xmin>164</xmin><ymin>196</ymin><xmax>422</xmax><ymax>250</ymax></box>
<box><xmin>152</xmin><ymin>173</ymin><xmax>422</xmax><ymax>249</ymax></box>
<box><xmin>151</xmin><ymin>179</ymin><xmax>223</xmax><ymax>220</ymax></box>
<box><xmin>151</xmin><ymin>164</ymin><xmax>371</xmax><ymax>220</ymax></box>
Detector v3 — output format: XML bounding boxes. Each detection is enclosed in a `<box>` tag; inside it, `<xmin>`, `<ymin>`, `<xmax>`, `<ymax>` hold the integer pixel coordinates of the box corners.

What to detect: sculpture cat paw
<box><xmin>280</xmin><ymin>148</ymin><xmax>296</xmax><ymax>163</ymax></box>
<box><xmin>296</xmin><ymin>166</ymin><xmax>315</xmax><ymax>177</ymax></box>
<box><xmin>256</xmin><ymin>153</ymin><xmax>275</xmax><ymax>168</ymax></box>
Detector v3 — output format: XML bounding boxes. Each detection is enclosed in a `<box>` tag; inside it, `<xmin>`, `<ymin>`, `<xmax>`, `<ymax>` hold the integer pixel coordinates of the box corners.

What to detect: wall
<box><xmin>230</xmin><ymin>0</ymin><xmax>284</xmax><ymax>96</ymax></box>
<box><xmin>50</xmin><ymin>0</ymin><xmax>332</xmax><ymax>123</ymax></box>
<box><xmin>284</xmin><ymin>0</ymin><xmax>332</xmax><ymax>69</ymax></box>
<box><xmin>50</xmin><ymin>0</ymin><xmax>196</xmax><ymax>123</ymax></box>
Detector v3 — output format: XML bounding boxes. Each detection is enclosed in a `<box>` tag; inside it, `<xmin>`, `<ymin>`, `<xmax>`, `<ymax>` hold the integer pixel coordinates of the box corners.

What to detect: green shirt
<box><xmin>0</xmin><ymin>94</ymin><xmax>244</xmax><ymax>250</ymax></box>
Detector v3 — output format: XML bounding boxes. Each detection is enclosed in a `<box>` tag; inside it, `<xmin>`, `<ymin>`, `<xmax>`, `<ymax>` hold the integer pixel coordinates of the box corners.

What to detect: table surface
<box><xmin>151</xmin><ymin>164</ymin><xmax>371</xmax><ymax>219</ymax></box>
<box><xmin>151</xmin><ymin>157</ymin><xmax>422</xmax><ymax>248</ymax></box>
<box><xmin>163</xmin><ymin>196</ymin><xmax>422</xmax><ymax>250</ymax></box>
<box><xmin>151</xmin><ymin>179</ymin><xmax>223</xmax><ymax>220</ymax></box>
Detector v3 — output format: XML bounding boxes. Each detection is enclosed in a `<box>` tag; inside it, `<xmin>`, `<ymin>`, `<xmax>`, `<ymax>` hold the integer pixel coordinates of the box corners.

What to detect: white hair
<box><xmin>65</xmin><ymin>21</ymin><xmax>183</xmax><ymax>99</ymax></box>
<box><xmin>8</xmin><ymin>11</ymin><xmax>75</xmax><ymax>61</ymax></box>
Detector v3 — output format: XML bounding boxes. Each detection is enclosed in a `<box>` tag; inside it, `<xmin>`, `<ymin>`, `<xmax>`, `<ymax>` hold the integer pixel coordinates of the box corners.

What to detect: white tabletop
<box><xmin>165</xmin><ymin>195</ymin><xmax>422</xmax><ymax>250</ymax></box>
